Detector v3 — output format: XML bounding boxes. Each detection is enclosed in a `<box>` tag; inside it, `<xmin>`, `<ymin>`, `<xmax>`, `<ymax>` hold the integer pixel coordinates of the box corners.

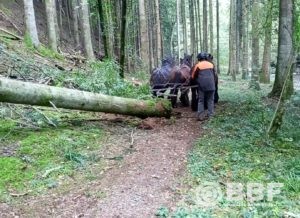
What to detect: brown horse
<box><xmin>150</xmin><ymin>56</ymin><xmax>176</xmax><ymax>97</ymax></box>
<box><xmin>169</xmin><ymin>54</ymin><xmax>193</xmax><ymax>107</ymax></box>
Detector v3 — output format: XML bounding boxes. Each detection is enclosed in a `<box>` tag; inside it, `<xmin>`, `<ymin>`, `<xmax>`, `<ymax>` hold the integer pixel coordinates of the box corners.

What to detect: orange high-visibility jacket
<box><xmin>191</xmin><ymin>61</ymin><xmax>214</xmax><ymax>79</ymax></box>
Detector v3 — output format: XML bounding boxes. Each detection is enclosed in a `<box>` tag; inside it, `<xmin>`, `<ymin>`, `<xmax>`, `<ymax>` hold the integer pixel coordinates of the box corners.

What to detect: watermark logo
<box><xmin>194</xmin><ymin>182</ymin><xmax>284</xmax><ymax>208</ymax></box>
<box><xmin>195</xmin><ymin>182</ymin><xmax>223</xmax><ymax>207</ymax></box>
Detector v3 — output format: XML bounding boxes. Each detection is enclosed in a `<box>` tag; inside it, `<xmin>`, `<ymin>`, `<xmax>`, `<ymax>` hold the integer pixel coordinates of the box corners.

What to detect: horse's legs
<box><xmin>191</xmin><ymin>87</ymin><xmax>198</xmax><ymax>111</ymax></box>
<box><xmin>169</xmin><ymin>87</ymin><xmax>178</xmax><ymax>108</ymax></box>
<box><xmin>180</xmin><ymin>88</ymin><xmax>190</xmax><ymax>107</ymax></box>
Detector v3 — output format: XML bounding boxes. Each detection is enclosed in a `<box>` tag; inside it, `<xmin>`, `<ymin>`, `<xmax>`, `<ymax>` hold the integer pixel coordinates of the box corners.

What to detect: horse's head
<box><xmin>181</xmin><ymin>53</ymin><xmax>193</xmax><ymax>68</ymax></box>
<box><xmin>162</xmin><ymin>56</ymin><xmax>176</xmax><ymax>67</ymax></box>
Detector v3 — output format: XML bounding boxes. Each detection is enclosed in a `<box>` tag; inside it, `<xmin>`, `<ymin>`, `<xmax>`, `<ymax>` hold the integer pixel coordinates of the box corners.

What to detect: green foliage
<box><xmin>3</xmin><ymin>44</ymin><xmax>152</xmax><ymax>99</ymax></box>
<box><xmin>23</xmin><ymin>34</ymin><xmax>63</xmax><ymax>60</ymax></box>
<box><xmin>0</xmin><ymin>118</ymin><xmax>104</xmax><ymax>197</ymax></box>
<box><xmin>24</xmin><ymin>32</ymin><xmax>34</xmax><ymax>50</ymax></box>
<box><xmin>37</xmin><ymin>46</ymin><xmax>64</xmax><ymax>60</ymax></box>
<box><xmin>155</xmin><ymin>207</ymin><xmax>169</xmax><ymax>218</ymax></box>
<box><xmin>47</xmin><ymin>60</ymin><xmax>152</xmax><ymax>99</ymax></box>
<box><xmin>181</xmin><ymin>78</ymin><xmax>300</xmax><ymax>216</ymax></box>
<box><xmin>0</xmin><ymin>157</ymin><xmax>33</xmax><ymax>193</ymax></box>
<box><xmin>295</xmin><ymin>1</ymin><xmax>300</xmax><ymax>49</ymax></box>
<box><xmin>155</xmin><ymin>207</ymin><xmax>211</xmax><ymax>218</ymax></box>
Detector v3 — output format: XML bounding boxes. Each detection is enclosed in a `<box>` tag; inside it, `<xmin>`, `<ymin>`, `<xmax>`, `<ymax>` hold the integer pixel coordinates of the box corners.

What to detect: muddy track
<box><xmin>1</xmin><ymin>108</ymin><xmax>202</xmax><ymax>218</ymax></box>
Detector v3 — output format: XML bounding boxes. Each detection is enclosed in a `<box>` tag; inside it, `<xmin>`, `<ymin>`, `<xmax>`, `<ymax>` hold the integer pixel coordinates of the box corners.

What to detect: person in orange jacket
<box><xmin>191</xmin><ymin>52</ymin><xmax>217</xmax><ymax>120</ymax></box>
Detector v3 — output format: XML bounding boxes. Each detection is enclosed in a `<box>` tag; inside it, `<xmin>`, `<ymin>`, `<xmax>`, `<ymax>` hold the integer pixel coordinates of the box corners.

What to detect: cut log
<box><xmin>0</xmin><ymin>78</ymin><xmax>171</xmax><ymax>118</ymax></box>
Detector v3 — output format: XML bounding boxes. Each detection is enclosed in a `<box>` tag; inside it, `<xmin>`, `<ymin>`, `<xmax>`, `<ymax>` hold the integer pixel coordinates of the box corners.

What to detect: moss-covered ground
<box><xmin>0</xmin><ymin>109</ymin><xmax>106</xmax><ymax>202</ymax></box>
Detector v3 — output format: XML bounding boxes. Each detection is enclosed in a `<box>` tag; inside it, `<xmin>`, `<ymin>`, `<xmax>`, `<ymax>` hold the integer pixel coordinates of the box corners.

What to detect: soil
<box><xmin>0</xmin><ymin>107</ymin><xmax>202</xmax><ymax>218</ymax></box>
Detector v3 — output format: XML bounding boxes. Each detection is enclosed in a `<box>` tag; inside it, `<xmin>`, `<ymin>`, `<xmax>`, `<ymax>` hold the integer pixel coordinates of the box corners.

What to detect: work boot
<box><xmin>197</xmin><ymin>113</ymin><xmax>207</xmax><ymax>121</ymax></box>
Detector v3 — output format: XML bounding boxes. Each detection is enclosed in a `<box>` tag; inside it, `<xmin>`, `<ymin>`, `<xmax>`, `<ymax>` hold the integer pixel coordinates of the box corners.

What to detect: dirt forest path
<box><xmin>2</xmin><ymin>108</ymin><xmax>202</xmax><ymax>218</ymax></box>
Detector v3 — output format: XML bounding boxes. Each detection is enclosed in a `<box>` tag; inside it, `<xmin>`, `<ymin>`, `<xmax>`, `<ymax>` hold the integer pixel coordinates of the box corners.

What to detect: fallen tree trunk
<box><xmin>0</xmin><ymin>78</ymin><xmax>171</xmax><ymax>118</ymax></box>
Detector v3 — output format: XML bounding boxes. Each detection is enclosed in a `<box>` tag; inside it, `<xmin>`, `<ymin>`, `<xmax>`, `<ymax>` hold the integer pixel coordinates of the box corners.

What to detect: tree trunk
<box><xmin>80</xmin><ymin>0</ymin><xmax>95</xmax><ymax>60</ymax></box>
<box><xmin>194</xmin><ymin>0</ymin><xmax>199</xmax><ymax>53</ymax></box>
<box><xmin>65</xmin><ymin>0</ymin><xmax>72</xmax><ymax>37</ymax></box>
<box><xmin>138</xmin><ymin>0</ymin><xmax>150</xmax><ymax>71</ymax></box>
<box><xmin>269</xmin><ymin>0</ymin><xmax>294</xmax><ymax>97</ymax></box>
<box><xmin>228</xmin><ymin>0</ymin><xmax>237</xmax><ymax>81</ymax></box>
<box><xmin>209</xmin><ymin>0</ymin><xmax>214</xmax><ymax>54</ymax></box>
<box><xmin>154</xmin><ymin>0</ymin><xmax>162</xmax><ymax>65</ymax></box>
<box><xmin>242</xmin><ymin>0</ymin><xmax>249</xmax><ymax>79</ymax></box>
<box><xmin>188</xmin><ymin>0</ymin><xmax>195</xmax><ymax>54</ymax></box>
<box><xmin>196</xmin><ymin>0</ymin><xmax>202</xmax><ymax>52</ymax></box>
<box><xmin>0</xmin><ymin>78</ymin><xmax>171</xmax><ymax>118</ymax></box>
<box><xmin>250</xmin><ymin>0</ymin><xmax>260</xmax><ymax>90</ymax></box>
<box><xmin>97</xmin><ymin>0</ymin><xmax>108</xmax><ymax>58</ymax></box>
<box><xmin>106</xmin><ymin>0</ymin><xmax>115</xmax><ymax>58</ymax></box>
<box><xmin>177</xmin><ymin>0</ymin><xmax>181</xmax><ymax>60</ymax></box>
<box><xmin>113</xmin><ymin>0</ymin><xmax>121</xmax><ymax>60</ymax></box>
<box><xmin>216</xmin><ymin>0</ymin><xmax>220</xmax><ymax>74</ymax></box>
<box><xmin>71</xmin><ymin>0</ymin><xmax>80</xmax><ymax>48</ymax></box>
<box><xmin>45</xmin><ymin>0</ymin><xmax>58</xmax><ymax>52</ymax></box>
<box><xmin>23</xmin><ymin>0</ymin><xmax>40</xmax><ymax>47</ymax></box>
<box><xmin>236</xmin><ymin>0</ymin><xmax>242</xmax><ymax>74</ymax></box>
<box><xmin>119</xmin><ymin>0</ymin><xmax>127</xmax><ymax>78</ymax></box>
<box><xmin>53</xmin><ymin>0</ymin><xmax>60</xmax><ymax>44</ymax></box>
<box><xmin>202</xmin><ymin>0</ymin><xmax>208</xmax><ymax>52</ymax></box>
<box><xmin>260</xmin><ymin>0</ymin><xmax>273</xmax><ymax>84</ymax></box>
<box><xmin>181</xmin><ymin>0</ymin><xmax>188</xmax><ymax>53</ymax></box>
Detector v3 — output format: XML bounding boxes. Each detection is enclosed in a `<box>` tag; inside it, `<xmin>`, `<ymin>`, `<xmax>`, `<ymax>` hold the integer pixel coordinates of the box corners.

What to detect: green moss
<box><xmin>0</xmin><ymin>117</ymin><xmax>105</xmax><ymax>195</ymax></box>
<box><xmin>0</xmin><ymin>120</ymin><xmax>15</xmax><ymax>136</ymax></box>
<box><xmin>0</xmin><ymin>157</ymin><xmax>33</xmax><ymax>192</ymax></box>
<box><xmin>146</xmin><ymin>100</ymin><xmax>156</xmax><ymax>107</ymax></box>
<box><xmin>24</xmin><ymin>32</ymin><xmax>34</xmax><ymax>50</ymax></box>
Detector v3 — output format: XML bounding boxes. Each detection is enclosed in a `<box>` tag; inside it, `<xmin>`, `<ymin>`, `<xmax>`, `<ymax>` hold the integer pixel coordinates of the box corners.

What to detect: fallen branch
<box><xmin>130</xmin><ymin>128</ymin><xmax>136</xmax><ymax>148</ymax></box>
<box><xmin>10</xmin><ymin>192</ymin><xmax>29</xmax><ymax>197</ymax></box>
<box><xmin>0</xmin><ymin>27</ymin><xmax>22</xmax><ymax>40</ymax></box>
<box><xmin>49</xmin><ymin>101</ymin><xmax>61</xmax><ymax>112</ymax></box>
<box><xmin>32</xmin><ymin>106</ymin><xmax>57</xmax><ymax>127</ymax></box>
<box><xmin>41</xmin><ymin>166</ymin><xmax>63</xmax><ymax>178</ymax></box>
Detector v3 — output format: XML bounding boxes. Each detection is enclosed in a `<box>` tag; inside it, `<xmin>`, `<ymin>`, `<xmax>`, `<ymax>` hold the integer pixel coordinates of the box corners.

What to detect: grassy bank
<box><xmin>159</xmin><ymin>77</ymin><xmax>300</xmax><ymax>217</ymax></box>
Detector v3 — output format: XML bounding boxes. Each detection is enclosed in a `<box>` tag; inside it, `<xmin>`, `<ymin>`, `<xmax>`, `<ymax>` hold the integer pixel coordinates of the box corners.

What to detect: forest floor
<box><xmin>0</xmin><ymin>107</ymin><xmax>202</xmax><ymax>217</ymax></box>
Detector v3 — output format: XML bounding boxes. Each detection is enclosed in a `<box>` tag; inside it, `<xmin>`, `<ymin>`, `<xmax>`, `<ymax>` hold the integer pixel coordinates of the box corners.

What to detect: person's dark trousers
<box><xmin>197</xmin><ymin>89</ymin><xmax>215</xmax><ymax>118</ymax></box>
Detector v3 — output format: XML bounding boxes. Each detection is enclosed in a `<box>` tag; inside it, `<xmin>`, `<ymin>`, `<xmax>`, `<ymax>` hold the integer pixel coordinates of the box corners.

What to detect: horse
<box><xmin>169</xmin><ymin>54</ymin><xmax>193</xmax><ymax>107</ymax></box>
<box><xmin>150</xmin><ymin>56</ymin><xmax>176</xmax><ymax>97</ymax></box>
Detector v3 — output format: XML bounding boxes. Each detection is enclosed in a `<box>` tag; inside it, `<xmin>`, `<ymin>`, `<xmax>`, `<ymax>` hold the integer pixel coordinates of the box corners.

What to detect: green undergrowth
<box><xmin>0</xmin><ymin>110</ymin><xmax>105</xmax><ymax>202</ymax></box>
<box><xmin>1</xmin><ymin>41</ymin><xmax>151</xmax><ymax>100</ymax></box>
<box><xmin>40</xmin><ymin>60</ymin><xmax>152</xmax><ymax>99</ymax></box>
<box><xmin>23</xmin><ymin>33</ymin><xmax>63</xmax><ymax>60</ymax></box>
<box><xmin>1</xmin><ymin>42</ymin><xmax>152</xmax><ymax>100</ymax></box>
<box><xmin>158</xmin><ymin>78</ymin><xmax>300</xmax><ymax>217</ymax></box>
<box><xmin>69</xmin><ymin>61</ymin><xmax>151</xmax><ymax>99</ymax></box>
